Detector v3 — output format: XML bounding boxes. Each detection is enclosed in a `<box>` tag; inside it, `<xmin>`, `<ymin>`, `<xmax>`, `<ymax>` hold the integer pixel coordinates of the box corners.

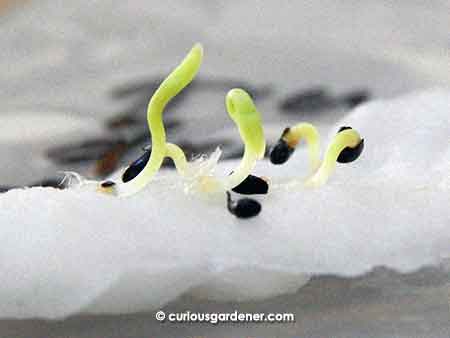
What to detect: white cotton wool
<box><xmin>0</xmin><ymin>90</ymin><xmax>449</xmax><ymax>319</ymax></box>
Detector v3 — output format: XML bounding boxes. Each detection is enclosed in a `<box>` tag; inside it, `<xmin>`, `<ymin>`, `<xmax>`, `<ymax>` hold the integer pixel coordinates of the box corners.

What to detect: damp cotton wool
<box><xmin>0</xmin><ymin>44</ymin><xmax>448</xmax><ymax>319</ymax></box>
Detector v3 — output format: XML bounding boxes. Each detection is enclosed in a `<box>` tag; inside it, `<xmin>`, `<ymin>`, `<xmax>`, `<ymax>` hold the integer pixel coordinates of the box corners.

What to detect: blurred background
<box><xmin>0</xmin><ymin>0</ymin><xmax>449</xmax><ymax>337</ymax></box>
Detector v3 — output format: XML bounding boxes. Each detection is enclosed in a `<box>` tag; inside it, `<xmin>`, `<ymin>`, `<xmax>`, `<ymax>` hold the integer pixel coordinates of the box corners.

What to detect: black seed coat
<box><xmin>227</xmin><ymin>192</ymin><xmax>261</xmax><ymax>218</ymax></box>
<box><xmin>232</xmin><ymin>175</ymin><xmax>269</xmax><ymax>195</ymax></box>
<box><xmin>337</xmin><ymin>139</ymin><xmax>364</xmax><ymax>163</ymax></box>
<box><xmin>270</xmin><ymin>139</ymin><xmax>295</xmax><ymax>164</ymax></box>
<box><xmin>122</xmin><ymin>149</ymin><xmax>151</xmax><ymax>182</ymax></box>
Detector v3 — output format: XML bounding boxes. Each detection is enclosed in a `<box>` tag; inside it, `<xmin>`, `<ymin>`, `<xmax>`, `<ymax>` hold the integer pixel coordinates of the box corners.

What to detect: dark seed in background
<box><xmin>111</xmin><ymin>76</ymin><xmax>272</xmax><ymax>100</ymax></box>
<box><xmin>227</xmin><ymin>191</ymin><xmax>261</xmax><ymax>219</ymax></box>
<box><xmin>341</xmin><ymin>89</ymin><xmax>370</xmax><ymax>108</ymax></box>
<box><xmin>47</xmin><ymin>138</ymin><xmax>125</xmax><ymax>165</ymax></box>
<box><xmin>193</xmin><ymin>78</ymin><xmax>273</xmax><ymax>99</ymax></box>
<box><xmin>95</xmin><ymin>142</ymin><xmax>128</xmax><ymax>177</ymax></box>
<box><xmin>232</xmin><ymin>174</ymin><xmax>269</xmax><ymax>195</ymax></box>
<box><xmin>107</xmin><ymin>95</ymin><xmax>181</xmax><ymax>127</ymax></box>
<box><xmin>280</xmin><ymin>87</ymin><xmax>371</xmax><ymax>113</ymax></box>
<box><xmin>111</xmin><ymin>78</ymin><xmax>162</xmax><ymax>99</ymax></box>
<box><xmin>106</xmin><ymin>115</ymin><xmax>140</xmax><ymax>129</ymax></box>
<box><xmin>108</xmin><ymin>76</ymin><xmax>272</xmax><ymax>130</ymax></box>
<box><xmin>104</xmin><ymin>76</ymin><xmax>272</xmax><ymax>175</ymax></box>
<box><xmin>279</xmin><ymin>87</ymin><xmax>338</xmax><ymax>112</ymax></box>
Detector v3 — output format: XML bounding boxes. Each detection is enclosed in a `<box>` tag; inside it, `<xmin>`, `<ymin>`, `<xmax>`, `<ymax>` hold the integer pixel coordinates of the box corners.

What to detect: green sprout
<box><xmin>98</xmin><ymin>43</ymin><xmax>203</xmax><ymax>196</ymax></box>
<box><xmin>270</xmin><ymin>122</ymin><xmax>321</xmax><ymax>173</ymax></box>
<box><xmin>286</xmin><ymin>123</ymin><xmax>321</xmax><ymax>172</ymax></box>
<box><xmin>165</xmin><ymin>142</ymin><xmax>188</xmax><ymax>174</ymax></box>
<box><xmin>98</xmin><ymin>42</ymin><xmax>361</xmax><ymax>201</ymax></box>
<box><xmin>270</xmin><ymin>124</ymin><xmax>364</xmax><ymax>188</ymax></box>
<box><xmin>221</xmin><ymin>88</ymin><xmax>266</xmax><ymax>191</ymax></box>
<box><xmin>305</xmin><ymin>128</ymin><xmax>363</xmax><ymax>187</ymax></box>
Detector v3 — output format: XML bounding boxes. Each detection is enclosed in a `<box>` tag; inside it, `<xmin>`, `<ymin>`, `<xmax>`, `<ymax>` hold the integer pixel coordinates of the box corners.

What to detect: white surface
<box><xmin>0</xmin><ymin>90</ymin><xmax>449</xmax><ymax>320</ymax></box>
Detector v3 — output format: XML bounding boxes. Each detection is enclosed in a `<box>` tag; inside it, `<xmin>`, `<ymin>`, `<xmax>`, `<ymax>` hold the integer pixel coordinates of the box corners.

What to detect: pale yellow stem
<box><xmin>287</xmin><ymin>123</ymin><xmax>321</xmax><ymax>172</ymax></box>
<box><xmin>305</xmin><ymin>129</ymin><xmax>361</xmax><ymax>187</ymax></box>
<box><xmin>110</xmin><ymin>44</ymin><xmax>203</xmax><ymax>197</ymax></box>
<box><xmin>222</xmin><ymin>147</ymin><xmax>258</xmax><ymax>191</ymax></box>
<box><xmin>165</xmin><ymin>143</ymin><xmax>188</xmax><ymax>175</ymax></box>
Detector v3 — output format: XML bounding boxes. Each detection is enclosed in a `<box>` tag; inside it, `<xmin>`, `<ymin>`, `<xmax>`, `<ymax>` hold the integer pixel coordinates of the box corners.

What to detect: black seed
<box><xmin>227</xmin><ymin>192</ymin><xmax>261</xmax><ymax>219</ymax></box>
<box><xmin>270</xmin><ymin>139</ymin><xmax>295</xmax><ymax>165</ymax></box>
<box><xmin>341</xmin><ymin>90</ymin><xmax>370</xmax><ymax>108</ymax></box>
<box><xmin>336</xmin><ymin>126</ymin><xmax>364</xmax><ymax>163</ymax></box>
<box><xmin>338</xmin><ymin>126</ymin><xmax>353</xmax><ymax>133</ymax></box>
<box><xmin>233</xmin><ymin>198</ymin><xmax>262</xmax><ymax>218</ymax></box>
<box><xmin>101</xmin><ymin>180</ymin><xmax>116</xmax><ymax>188</ymax></box>
<box><xmin>122</xmin><ymin>149</ymin><xmax>151</xmax><ymax>182</ymax></box>
<box><xmin>232</xmin><ymin>174</ymin><xmax>269</xmax><ymax>195</ymax></box>
<box><xmin>281</xmin><ymin>127</ymin><xmax>291</xmax><ymax>137</ymax></box>
<box><xmin>337</xmin><ymin>139</ymin><xmax>364</xmax><ymax>163</ymax></box>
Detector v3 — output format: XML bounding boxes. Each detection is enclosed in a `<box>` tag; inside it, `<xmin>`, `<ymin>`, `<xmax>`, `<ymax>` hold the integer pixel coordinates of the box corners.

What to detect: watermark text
<box><xmin>155</xmin><ymin>310</ymin><xmax>295</xmax><ymax>325</ymax></box>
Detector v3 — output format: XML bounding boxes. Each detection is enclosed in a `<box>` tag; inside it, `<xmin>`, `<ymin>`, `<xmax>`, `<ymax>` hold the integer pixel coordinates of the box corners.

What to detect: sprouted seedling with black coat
<box><xmin>98</xmin><ymin>43</ymin><xmax>364</xmax><ymax>218</ymax></box>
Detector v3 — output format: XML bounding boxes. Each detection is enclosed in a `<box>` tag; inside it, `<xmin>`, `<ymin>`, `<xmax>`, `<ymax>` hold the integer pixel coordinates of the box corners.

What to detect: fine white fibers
<box><xmin>0</xmin><ymin>90</ymin><xmax>449</xmax><ymax>319</ymax></box>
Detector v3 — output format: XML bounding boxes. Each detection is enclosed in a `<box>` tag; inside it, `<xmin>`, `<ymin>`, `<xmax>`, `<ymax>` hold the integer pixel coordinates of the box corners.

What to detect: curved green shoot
<box><xmin>285</xmin><ymin>122</ymin><xmax>321</xmax><ymax>172</ymax></box>
<box><xmin>99</xmin><ymin>43</ymin><xmax>203</xmax><ymax>196</ymax></box>
<box><xmin>222</xmin><ymin>88</ymin><xmax>266</xmax><ymax>190</ymax></box>
<box><xmin>305</xmin><ymin>128</ymin><xmax>362</xmax><ymax>187</ymax></box>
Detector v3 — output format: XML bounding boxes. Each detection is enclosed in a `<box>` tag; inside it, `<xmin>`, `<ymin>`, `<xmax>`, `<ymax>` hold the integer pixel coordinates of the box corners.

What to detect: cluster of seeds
<box><xmin>98</xmin><ymin>44</ymin><xmax>365</xmax><ymax>219</ymax></box>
